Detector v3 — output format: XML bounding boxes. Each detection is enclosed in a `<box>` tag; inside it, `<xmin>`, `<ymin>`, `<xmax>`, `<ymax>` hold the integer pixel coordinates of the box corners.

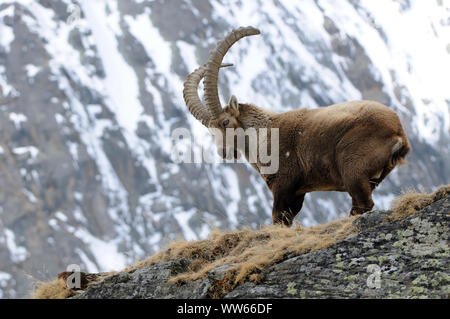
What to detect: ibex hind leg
<box><xmin>368</xmin><ymin>136</ymin><xmax>408</xmax><ymax>190</ymax></box>
<box><xmin>340</xmin><ymin>137</ymin><xmax>402</xmax><ymax>215</ymax></box>
<box><xmin>344</xmin><ymin>177</ymin><xmax>374</xmax><ymax>216</ymax></box>
<box><xmin>369</xmin><ymin>164</ymin><xmax>394</xmax><ymax>190</ymax></box>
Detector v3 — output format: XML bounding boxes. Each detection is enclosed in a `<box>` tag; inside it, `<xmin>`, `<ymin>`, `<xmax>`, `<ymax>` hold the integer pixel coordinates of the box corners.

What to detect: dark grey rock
<box><xmin>226</xmin><ymin>198</ymin><xmax>450</xmax><ymax>299</ymax></box>
<box><xmin>75</xmin><ymin>258</ymin><xmax>212</xmax><ymax>299</ymax></box>
<box><xmin>353</xmin><ymin>209</ymin><xmax>392</xmax><ymax>231</ymax></box>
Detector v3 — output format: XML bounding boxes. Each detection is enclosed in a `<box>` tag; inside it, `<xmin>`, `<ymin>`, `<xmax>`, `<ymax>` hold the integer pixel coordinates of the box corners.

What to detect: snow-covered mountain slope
<box><xmin>0</xmin><ymin>0</ymin><xmax>448</xmax><ymax>298</ymax></box>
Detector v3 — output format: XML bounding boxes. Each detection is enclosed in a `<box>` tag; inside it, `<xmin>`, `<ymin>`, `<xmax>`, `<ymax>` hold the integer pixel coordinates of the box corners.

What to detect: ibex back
<box><xmin>183</xmin><ymin>26</ymin><xmax>410</xmax><ymax>226</ymax></box>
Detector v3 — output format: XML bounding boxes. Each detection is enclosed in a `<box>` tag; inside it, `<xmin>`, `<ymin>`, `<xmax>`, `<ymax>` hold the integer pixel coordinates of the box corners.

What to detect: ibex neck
<box><xmin>238</xmin><ymin>104</ymin><xmax>275</xmax><ymax>129</ymax></box>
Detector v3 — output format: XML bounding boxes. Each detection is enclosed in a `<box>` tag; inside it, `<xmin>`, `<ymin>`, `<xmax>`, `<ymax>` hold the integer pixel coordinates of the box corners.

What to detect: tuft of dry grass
<box><xmin>32</xmin><ymin>278</ymin><xmax>73</xmax><ymax>299</ymax></box>
<box><xmin>389</xmin><ymin>184</ymin><xmax>449</xmax><ymax>221</ymax></box>
<box><xmin>32</xmin><ymin>271</ymin><xmax>113</xmax><ymax>299</ymax></box>
<box><xmin>32</xmin><ymin>185</ymin><xmax>449</xmax><ymax>299</ymax></box>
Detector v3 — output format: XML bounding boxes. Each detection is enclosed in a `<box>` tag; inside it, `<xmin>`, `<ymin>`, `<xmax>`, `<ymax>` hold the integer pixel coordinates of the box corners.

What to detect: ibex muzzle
<box><xmin>183</xmin><ymin>26</ymin><xmax>410</xmax><ymax>226</ymax></box>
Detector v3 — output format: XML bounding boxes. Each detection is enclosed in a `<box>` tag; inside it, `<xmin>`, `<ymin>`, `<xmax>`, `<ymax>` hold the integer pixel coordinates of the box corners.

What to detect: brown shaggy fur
<box><xmin>213</xmin><ymin>99</ymin><xmax>411</xmax><ymax>226</ymax></box>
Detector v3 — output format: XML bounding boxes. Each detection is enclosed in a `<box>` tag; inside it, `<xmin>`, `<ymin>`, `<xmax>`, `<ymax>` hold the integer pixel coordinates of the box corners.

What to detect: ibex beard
<box><xmin>183</xmin><ymin>26</ymin><xmax>411</xmax><ymax>227</ymax></box>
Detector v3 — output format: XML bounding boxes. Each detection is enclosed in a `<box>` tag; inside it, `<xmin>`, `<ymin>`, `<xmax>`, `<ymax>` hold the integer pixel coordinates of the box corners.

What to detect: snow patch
<box><xmin>4</xmin><ymin>229</ymin><xmax>28</xmax><ymax>263</ymax></box>
<box><xmin>74</xmin><ymin>228</ymin><xmax>127</xmax><ymax>272</ymax></box>
<box><xmin>0</xmin><ymin>5</ymin><xmax>15</xmax><ymax>52</ymax></box>
<box><xmin>174</xmin><ymin>208</ymin><xmax>197</xmax><ymax>241</ymax></box>
<box><xmin>9</xmin><ymin>112</ymin><xmax>27</xmax><ymax>129</ymax></box>
<box><xmin>25</xmin><ymin>64</ymin><xmax>41</xmax><ymax>78</ymax></box>
<box><xmin>12</xmin><ymin>146</ymin><xmax>39</xmax><ymax>158</ymax></box>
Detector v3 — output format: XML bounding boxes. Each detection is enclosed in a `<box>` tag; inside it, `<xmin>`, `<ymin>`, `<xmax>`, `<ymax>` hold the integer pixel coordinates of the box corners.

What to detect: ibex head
<box><xmin>183</xmin><ymin>26</ymin><xmax>260</xmax><ymax>159</ymax></box>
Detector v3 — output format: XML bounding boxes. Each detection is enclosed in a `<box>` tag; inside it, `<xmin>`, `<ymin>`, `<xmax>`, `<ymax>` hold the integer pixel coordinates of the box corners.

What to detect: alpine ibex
<box><xmin>183</xmin><ymin>26</ymin><xmax>410</xmax><ymax>226</ymax></box>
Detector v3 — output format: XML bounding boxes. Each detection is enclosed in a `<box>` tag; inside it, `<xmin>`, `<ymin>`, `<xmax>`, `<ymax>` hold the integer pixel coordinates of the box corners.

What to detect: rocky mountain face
<box><xmin>73</xmin><ymin>195</ymin><xmax>450</xmax><ymax>299</ymax></box>
<box><xmin>0</xmin><ymin>0</ymin><xmax>449</xmax><ymax>298</ymax></box>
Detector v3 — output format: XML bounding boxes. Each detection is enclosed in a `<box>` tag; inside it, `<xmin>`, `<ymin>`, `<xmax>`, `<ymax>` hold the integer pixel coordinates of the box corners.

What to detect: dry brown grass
<box><xmin>32</xmin><ymin>271</ymin><xmax>113</xmax><ymax>299</ymax></box>
<box><xmin>389</xmin><ymin>184</ymin><xmax>449</xmax><ymax>221</ymax></box>
<box><xmin>32</xmin><ymin>185</ymin><xmax>449</xmax><ymax>299</ymax></box>
<box><xmin>128</xmin><ymin>214</ymin><xmax>357</xmax><ymax>287</ymax></box>
<box><xmin>32</xmin><ymin>278</ymin><xmax>72</xmax><ymax>299</ymax></box>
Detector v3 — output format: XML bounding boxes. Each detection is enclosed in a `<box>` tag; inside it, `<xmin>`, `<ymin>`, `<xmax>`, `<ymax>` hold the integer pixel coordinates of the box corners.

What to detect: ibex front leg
<box><xmin>272</xmin><ymin>192</ymin><xmax>305</xmax><ymax>226</ymax></box>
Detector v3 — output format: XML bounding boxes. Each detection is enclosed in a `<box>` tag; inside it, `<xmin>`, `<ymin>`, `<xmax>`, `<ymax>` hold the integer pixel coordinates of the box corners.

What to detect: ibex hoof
<box><xmin>350</xmin><ymin>208</ymin><xmax>365</xmax><ymax>216</ymax></box>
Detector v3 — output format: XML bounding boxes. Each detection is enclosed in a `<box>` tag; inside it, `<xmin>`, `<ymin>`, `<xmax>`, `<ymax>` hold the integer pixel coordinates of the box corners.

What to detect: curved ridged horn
<box><xmin>203</xmin><ymin>26</ymin><xmax>261</xmax><ymax>119</ymax></box>
<box><xmin>183</xmin><ymin>63</ymin><xmax>233</xmax><ymax>126</ymax></box>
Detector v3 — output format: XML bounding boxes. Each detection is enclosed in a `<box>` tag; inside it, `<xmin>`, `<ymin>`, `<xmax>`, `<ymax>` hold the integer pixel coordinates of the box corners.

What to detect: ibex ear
<box><xmin>229</xmin><ymin>95</ymin><xmax>239</xmax><ymax>113</ymax></box>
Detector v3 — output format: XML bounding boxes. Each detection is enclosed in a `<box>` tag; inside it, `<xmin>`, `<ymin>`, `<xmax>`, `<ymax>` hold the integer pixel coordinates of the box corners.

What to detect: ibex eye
<box><xmin>222</xmin><ymin>119</ymin><xmax>230</xmax><ymax>127</ymax></box>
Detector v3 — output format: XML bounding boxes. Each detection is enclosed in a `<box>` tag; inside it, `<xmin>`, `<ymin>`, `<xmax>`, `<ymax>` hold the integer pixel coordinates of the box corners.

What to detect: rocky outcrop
<box><xmin>73</xmin><ymin>196</ymin><xmax>449</xmax><ymax>299</ymax></box>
